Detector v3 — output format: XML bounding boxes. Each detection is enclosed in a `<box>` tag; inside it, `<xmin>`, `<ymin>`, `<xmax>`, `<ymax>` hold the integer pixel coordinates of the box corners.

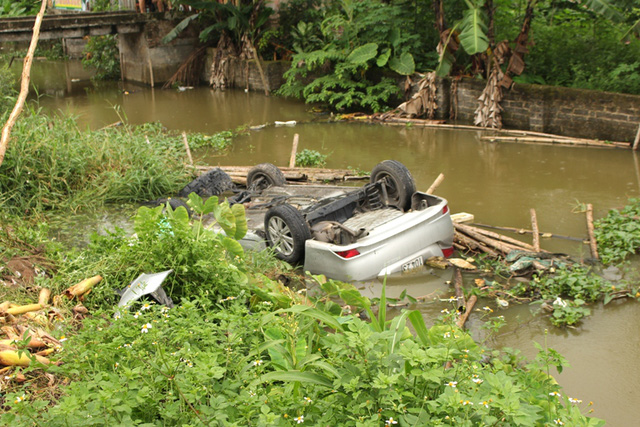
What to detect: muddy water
<box><xmin>24</xmin><ymin>60</ymin><xmax>640</xmax><ymax>425</ymax></box>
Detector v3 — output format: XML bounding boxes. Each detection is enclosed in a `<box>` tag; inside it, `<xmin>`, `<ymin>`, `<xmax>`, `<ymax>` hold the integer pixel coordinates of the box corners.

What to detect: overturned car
<box><xmin>211</xmin><ymin>160</ymin><xmax>454</xmax><ymax>282</ymax></box>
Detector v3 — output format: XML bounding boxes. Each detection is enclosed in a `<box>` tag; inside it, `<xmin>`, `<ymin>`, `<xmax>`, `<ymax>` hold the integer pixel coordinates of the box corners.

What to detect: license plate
<box><xmin>402</xmin><ymin>256</ymin><xmax>424</xmax><ymax>273</ymax></box>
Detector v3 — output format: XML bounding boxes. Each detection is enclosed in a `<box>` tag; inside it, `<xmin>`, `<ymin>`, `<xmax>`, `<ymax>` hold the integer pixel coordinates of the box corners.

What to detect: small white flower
<box><xmin>568</xmin><ymin>397</ymin><xmax>583</xmax><ymax>404</ymax></box>
<box><xmin>385</xmin><ymin>417</ymin><xmax>398</xmax><ymax>426</ymax></box>
<box><xmin>554</xmin><ymin>419</ymin><xmax>564</xmax><ymax>425</ymax></box>
<box><xmin>549</xmin><ymin>391</ymin><xmax>561</xmax><ymax>397</ymax></box>
<box><xmin>441</xmin><ymin>308</ymin><xmax>450</xmax><ymax>314</ymax></box>
<box><xmin>141</xmin><ymin>323</ymin><xmax>152</xmax><ymax>333</ymax></box>
<box><xmin>253</xmin><ymin>359</ymin><xmax>263</xmax><ymax>367</ymax></box>
<box><xmin>446</xmin><ymin>381</ymin><xmax>457</xmax><ymax>388</ymax></box>
<box><xmin>303</xmin><ymin>397</ymin><xmax>312</xmax><ymax>404</ymax></box>
<box><xmin>443</xmin><ymin>332</ymin><xmax>451</xmax><ymax>338</ymax></box>
<box><xmin>59</xmin><ymin>336</ymin><xmax>67</xmax><ymax>342</ymax></box>
<box><xmin>249</xmin><ymin>390</ymin><xmax>256</xmax><ymax>397</ymax></box>
<box><xmin>134</xmin><ymin>312</ymin><xmax>141</xmax><ymax>319</ymax></box>
<box><xmin>141</xmin><ymin>303</ymin><xmax>152</xmax><ymax>311</ymax></box>
<box><xmin>14</xmin><ymin>394</ymin><xmax>26</xmax><ymax>403</ymax></box>
<box><xmin>294</xmin><ymin>415</ymin><xmax>304</xmax><ymax>424</ymax></box>
<box><xmin>461</xmin><ymin>400</ymin><xmax>473</xmax><ymax>406</ymax></box>
<box><xmin>472</xmin><ymin>377</ymin><xmax>483</xmax><ymax>384</ymax></box>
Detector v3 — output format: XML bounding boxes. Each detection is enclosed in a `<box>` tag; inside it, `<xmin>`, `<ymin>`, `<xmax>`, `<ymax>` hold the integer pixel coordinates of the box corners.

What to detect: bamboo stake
<box><xmin>452</xmin><ymin>268</ymin><xmax>466</xmax><ymax>312</ymax></box>
<box><xmin>427</xmin><ymin>173</ymin><xmax>445</xmax><ymax>194</ymax></box>
<box><xmin>289</xmin><ymin>133</ymin><xmax>299</xmax><ymax>168</ymax></box>
<box><xmin>182</xmin><ymin>132</ymin><xmax>193</xmax><ymax>166</ymax></box>
<box><xmin>530</xmin><ymin>209</ymin><xmax>540</xmax><ymax>252</ymax></box>
<box><xmin>456</xmin><ymin>295</ymin><xmax>477</xmax><ymax>329</ymax></box>
<box><xmin>0</xmin><ymin>0</ymin><xmax>47</xmax><ymax>168</ymax></box>
<box><xmin>586</xmin><ymin>203</ymin><xmax>599</xmax><ymax>260</ymax></box>
<box><xmin>633</xmin><ymin>123</ymin><xmax>640</xmax><ymax>151</ymax></box>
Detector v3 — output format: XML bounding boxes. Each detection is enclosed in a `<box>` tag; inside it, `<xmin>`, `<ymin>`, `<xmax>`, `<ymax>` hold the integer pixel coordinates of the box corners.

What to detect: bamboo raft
<box><xmin>193</xmin><ymin>165</ymin><xmax>369</xmax><ymax>186</ymax></box>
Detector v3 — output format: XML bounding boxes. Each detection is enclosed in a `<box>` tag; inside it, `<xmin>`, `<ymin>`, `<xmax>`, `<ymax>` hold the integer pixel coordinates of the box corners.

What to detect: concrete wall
<box><xmin>120</xmin><ymin>19</ymin><xmax>198</xmax><ymax>86</ymax></box>
<box><xmin>201</xmin><ymin>48</ymin><xmax>290</xmax><ymax>92</ymax></box>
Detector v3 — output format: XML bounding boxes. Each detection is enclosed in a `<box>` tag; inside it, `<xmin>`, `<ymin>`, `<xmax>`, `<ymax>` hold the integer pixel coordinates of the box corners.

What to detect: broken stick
<box><xmin>456</xmin><ymin>295</ymin><xmax>478</xmax><ymax>329</ymax></box>
<box><xmin>530</xmin><ymin>209</ymin><xmax>540</xmax><ymax>252</ymax></box>
<box><xmin>427</xmin><ymin>173</ymin><xmax>445</xmax><ymax>195</ymax></box>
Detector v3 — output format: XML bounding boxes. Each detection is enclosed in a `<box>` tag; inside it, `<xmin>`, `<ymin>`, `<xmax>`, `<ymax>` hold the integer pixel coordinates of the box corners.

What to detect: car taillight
<box><xmin>442</xmin><ymin>205</ymin><xmax>449</xmax><ymax>215</ymax></box>
<box><xmin>335</xmin><ymin>249</ymin><xmax>360</xmax><ymax>258</ymax></box>
<box><xmin>442</xmin><ymin>246</ymin><xmax>454</xmax><ymax>258</ymax></box>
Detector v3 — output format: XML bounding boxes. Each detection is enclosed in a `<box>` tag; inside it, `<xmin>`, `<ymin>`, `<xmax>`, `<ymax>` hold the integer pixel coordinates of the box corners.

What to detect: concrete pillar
<box><xmin>118</xmin><ymin>32</ymin><xmax>154</xmax><ymax>86</ymax></box>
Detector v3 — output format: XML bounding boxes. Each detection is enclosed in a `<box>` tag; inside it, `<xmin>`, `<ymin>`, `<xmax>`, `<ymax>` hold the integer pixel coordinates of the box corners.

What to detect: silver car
<box><xmin>228</xmin><ymin>160</ymin><xmax>454</xmax><ymax>282</ymax></box>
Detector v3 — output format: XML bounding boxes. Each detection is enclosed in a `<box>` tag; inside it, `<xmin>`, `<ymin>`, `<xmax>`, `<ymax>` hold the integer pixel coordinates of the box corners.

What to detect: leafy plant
<box><xmin>277</xmin><ymin>0</ymin><xmax>419</xmax><ymax>112</ymax></box>
<box><xmin>295</xmin><ymin>149</ymin><xmax>327</xmax><ymax>167</ymax></box>
<box><xmin>595</xmin><ymin>198</ymin><xmax>640</xmax><ymax>263</ymax></box>
<box><xmin>82</xmin><ymin>35</ymin><xmax>120</xmax><ymax>80</ymax></box>
<box><xmin>188</xmin><ymin>130</ymin><xmax>234</xmax><ymax>152</ymax></box>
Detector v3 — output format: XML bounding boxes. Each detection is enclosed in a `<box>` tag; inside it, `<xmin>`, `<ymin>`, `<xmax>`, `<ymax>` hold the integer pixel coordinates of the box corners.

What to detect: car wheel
<box><xmin>264</xmin><ymin>204</ymin><xmax>311</xmax><ymax>264</ymax></box>
<box><xmin>370</xmin><ymin>160</ymin><xmax>416</xmax><ymax>211</ymax></box>
<box><xmin>178</xmin><ymin>168</ymin><xmax>233</xmax><ymax>198</ymax></box>
<box><xmin>247</xmin><ymin>163</ymin><xmax>286</xmax><ymax>191</ymax></box>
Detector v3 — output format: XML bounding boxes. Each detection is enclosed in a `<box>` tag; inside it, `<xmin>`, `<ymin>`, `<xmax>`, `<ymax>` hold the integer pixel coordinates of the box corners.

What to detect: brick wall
<box><xmin>448</xmin><ymin>78</ymin><xmax>640</xmax><ymax>143</ymax></box>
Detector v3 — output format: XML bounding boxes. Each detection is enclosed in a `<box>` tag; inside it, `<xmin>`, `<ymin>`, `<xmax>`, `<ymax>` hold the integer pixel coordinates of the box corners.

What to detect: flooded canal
<box><xmin>22</xmin><ymin>60</ymin><xmax>640</xmax><ymax>425</ymax></box>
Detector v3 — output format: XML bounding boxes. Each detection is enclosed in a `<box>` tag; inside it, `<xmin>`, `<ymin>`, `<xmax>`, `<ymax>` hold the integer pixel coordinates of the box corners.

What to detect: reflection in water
<box><xmin>21</xmin><ymin>60</ymin><xmax>640</xmax><ymax>425</ymax></box>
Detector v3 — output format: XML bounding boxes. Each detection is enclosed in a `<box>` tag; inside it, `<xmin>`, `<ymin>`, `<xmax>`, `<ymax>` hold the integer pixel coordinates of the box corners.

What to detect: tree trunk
<box><xmin>0</xmin><ymin>0</ymin><xmax>47</xmax><ymax>169</ymax></box>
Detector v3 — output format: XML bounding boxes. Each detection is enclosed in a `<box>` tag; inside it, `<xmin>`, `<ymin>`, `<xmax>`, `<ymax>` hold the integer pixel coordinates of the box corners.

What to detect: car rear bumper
<box><xmin>303</xmin><ymin>204</ymin><xmax>453</xmax><ymax>282</ymax></box>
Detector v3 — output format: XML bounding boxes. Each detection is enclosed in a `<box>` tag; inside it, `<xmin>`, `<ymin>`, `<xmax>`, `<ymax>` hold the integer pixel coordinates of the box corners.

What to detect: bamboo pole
<box><xmin>248</xmin><ymin>42</ymin><xmax>269</xmax><ymax>96</ymax></box>
<box><xmin>427</xmin><ymin>173</ymin><xmax>445</xmax><ymax>194</ymax></box>
<box><xmin>586</xmin><ymin>203</ymin><xmax>599</xmax><ymax>260</ymax></box>
<box><xmin>182</xmin><ymin>132</ymin><xmax>194</xmax><ymax>166</ymax></box>
<box><xmin>454</xmin><ymin>231</ymin><xmax>499</xmax><ymax>258</ymax></box>
<box><xmin>454</xmin><ymin>223</ymin><xmax>528</xmax><ymax>254</ymax></box>
<box><xmin>530</xmin><ymin>209</ymin><xmax>540</xmax><ymax>252</ymax></box>
<box><xmin>470</xmin><ymin>223</ymin><xmax>585</xmax><ymax>242</ymax></box>
<box><xmin>0</xmin><ymin>0</ymin><xmax>47</xmax><ymax>168</ymax></box>
<box><xmin>452</xmin><ymin>268</ymin><xmax>466</xmax><ymax>312</ymax></box>
<box><xmin>289</xmin><ymin>133</ymin><xmax>299</xmax><ymax>168</ymax></box>
<box><xmin>633</xmin><ymin>123</ymin><xmax>640</xmax><ymax>151</ymax></box>
<box><xmin>469</xmin><ymin>225</ymin><xmax>537</xmax><ymax>251</ymax></box>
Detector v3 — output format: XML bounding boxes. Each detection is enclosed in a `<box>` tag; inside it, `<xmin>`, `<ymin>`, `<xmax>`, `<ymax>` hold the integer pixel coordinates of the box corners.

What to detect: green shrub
<box><xmin>594</xmin><ymin>199</ymin><xmax>640</xmax><ymax>264</ymax></box>
<box><xmin>82</xmin><ymin>35</ymin><xmax>120</xmax><ymax>80</ymax></box>
<box><xmin>295</xmin><ymin>148</ymin><xmax>327</xmax><ymax>167</ymax></box>
<box><xmin>0</xmin><ymin>110</ymin><xmax>191</xmax><ymax>214</ymax></box>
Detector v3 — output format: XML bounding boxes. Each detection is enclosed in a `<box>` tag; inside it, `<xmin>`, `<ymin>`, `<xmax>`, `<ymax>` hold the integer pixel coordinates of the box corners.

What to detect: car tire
<box><xmin>264</xmin><ymin>204</ymin><xmax>311</xmax><ymax>264</ymax></box>
<box><xmin>370</xmin><ymin>160</ymin><xmax>416</xmax><ymax>211</ymax></box>
<box><xmin>178</xmin><ymin>168</ymin><xmax>233</xmax><ymax>198</ymax></box>
<box><xmin>247</xmin><ymin>163</ymin><xmax>286</xmax><ymax>190</ymax></box>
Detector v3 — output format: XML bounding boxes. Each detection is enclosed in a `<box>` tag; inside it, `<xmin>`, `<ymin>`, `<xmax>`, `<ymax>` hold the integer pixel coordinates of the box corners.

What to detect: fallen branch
<box><xmin>456</xmin><ymin>295</ymin><xmax>477</xmax><ymax>329</ymax></box>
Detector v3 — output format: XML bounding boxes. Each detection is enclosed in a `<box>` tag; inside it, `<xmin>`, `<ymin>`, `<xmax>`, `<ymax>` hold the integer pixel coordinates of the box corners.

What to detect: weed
<box><xmin>295</xmin><ymin>149</ymin><xmax>327</xmax><ymax>167</ymax></box>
